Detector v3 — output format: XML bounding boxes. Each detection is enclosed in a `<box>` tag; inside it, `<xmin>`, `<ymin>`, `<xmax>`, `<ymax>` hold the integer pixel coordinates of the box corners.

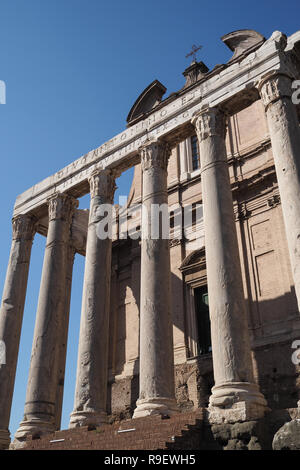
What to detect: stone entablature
<box><xmin>13</xmin><ymin>30</ymin><xmax>299</xmax><ymax>217</ymax></box>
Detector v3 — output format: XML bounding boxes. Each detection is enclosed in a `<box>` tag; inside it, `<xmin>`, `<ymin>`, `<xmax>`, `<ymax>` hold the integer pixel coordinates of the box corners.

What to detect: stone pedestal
<box><xmin>69</xmin><ymin>169</ymin><xmax>116</xmax><ymax>428</ymax></box>
<box><xmin>133</xmin><ymin>140</ymin><xmax>178</xmax><ymax>418</ymax></box>
<box><xmin>257</xmin><ymin>72</ymin><xmax>300</xmax><ymax>317</ymax></box>
<box><xmin>0</xmin><ymin>215</ymin><xmax>36</xmax><ymax>449</ymax></box>
<box><xmin>192</xmin><ymin>108</ymin><xmax>267</xmax><ymax>423</ymax></box>
<box><xmin>13</xmin><ymin>194</ymin><xmax>77</xmax><ymax>447</ymax></box>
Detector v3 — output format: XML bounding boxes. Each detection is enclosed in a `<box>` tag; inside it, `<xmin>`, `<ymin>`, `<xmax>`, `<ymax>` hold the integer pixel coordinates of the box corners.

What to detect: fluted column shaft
<box><xmin>0</xmin><ymin>215</ymin><xmax>36</xmax><ymax>449</ymax></box>
<box><xmin>14</xmin><ymin>193</ymin><xmax>77</xmax><ymax>444</ymax></box>
<box><xmin>70</xmin><ymin>169</ymin><xmax>116</xmax><ymax>428</ymax></box>
<box><xmin>133</xmin><ymin>140</ymin><xmax>177</xmax><ymax>418</ymax></box>
<box><xmin>193</xmin><ymin>108</ymin><xmax>267</xmax><ymax>421</ymax></box>
<box><xmin>257</xmin><ymin>72</ymin><xmax>300</xmax><ymax>312</ymax></box>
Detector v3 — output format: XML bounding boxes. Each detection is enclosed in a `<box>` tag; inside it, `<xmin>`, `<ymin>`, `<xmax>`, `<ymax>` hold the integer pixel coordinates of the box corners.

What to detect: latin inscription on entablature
<box><xmin>14</xmin><ymin>33</ymin><xmax>286</xmax><ymax>216</ymax></box>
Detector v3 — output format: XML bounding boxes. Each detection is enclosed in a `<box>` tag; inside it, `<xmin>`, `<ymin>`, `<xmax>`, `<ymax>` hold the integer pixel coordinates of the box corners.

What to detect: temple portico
<box><xmin>1</xmin><ymin>28</ymin><xmax>300</xmax><ymax>449</ymax></box>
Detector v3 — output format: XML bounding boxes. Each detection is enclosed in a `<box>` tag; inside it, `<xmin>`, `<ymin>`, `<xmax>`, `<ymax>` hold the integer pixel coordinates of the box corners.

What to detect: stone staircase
<box><xmin>21</xmin><ymin>410</ymin><xmax>204</xmax><ymax>451</ymax></box>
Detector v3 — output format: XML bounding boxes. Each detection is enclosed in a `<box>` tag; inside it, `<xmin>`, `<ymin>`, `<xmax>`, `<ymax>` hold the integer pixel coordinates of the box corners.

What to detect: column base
<box><xmin>69</xmin><ymin>410</ymin><xmax>107</xmax><ymax>429</ymax></box>
<box><xmin>207</xmin><ymin>382</ymin><xmax>269</xmax><ymax>424</ymax></box>
<box><xmin>12</xmin><ymin>418</ymin><xmax>55</xmax><ymax>449</ymax></box>
<box><xmin>133</xmin><ymin>397</ymin><xmax>178</xmax><ymax>419</ymax></box>
<box><xmin>0</xmin><ymin>429</ymin><xmax>10</xmax><ymax>450</ymax></box>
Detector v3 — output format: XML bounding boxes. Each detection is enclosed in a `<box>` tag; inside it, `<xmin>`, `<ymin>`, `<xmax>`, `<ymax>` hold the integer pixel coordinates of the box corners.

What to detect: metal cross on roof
<box><xmin>186</xmin><ymin>44</ymin><xmax>202</xmax><ymax>62</ymax></box>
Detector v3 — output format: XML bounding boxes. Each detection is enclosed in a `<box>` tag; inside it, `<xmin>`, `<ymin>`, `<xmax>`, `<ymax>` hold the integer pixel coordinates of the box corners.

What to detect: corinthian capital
<box><xmin>139</xmin><ymin>140</ymin><xmax>171</xmax><ymax>172</ymax></box>
<box><xmin>192</xmin><ymin>107</ymin><xmax>226</xmax><ymax>142</ymax></box>
<box><xmin>12</xmin><ymin>214</ymin><xmax>36</xmax><ymax>241</ymax></box>
<box><xmin>48</xmin><ymin>193</ymin><xmax>78</xmax><ymax>223</ymax></box>
<box><xmin>88</xmin><ymin>169</ymin><xmax>116</xmax><ymax>202</ymax></box>
<box><xmin>257</xmin><ymin>72</ymin><xmax>293</xmax><ymax>110</ymax></box>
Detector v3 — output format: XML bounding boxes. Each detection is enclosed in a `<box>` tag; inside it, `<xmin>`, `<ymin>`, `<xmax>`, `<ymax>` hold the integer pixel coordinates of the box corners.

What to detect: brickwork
<box><xmin>21</xmin><ymin>411</ymin><xmax>204</xmax><ymax>451</ymax></box>
<box><xmin>20</xmin><ymin>408</ymin><xmax>300</xmax><ymax>450</ymax></box>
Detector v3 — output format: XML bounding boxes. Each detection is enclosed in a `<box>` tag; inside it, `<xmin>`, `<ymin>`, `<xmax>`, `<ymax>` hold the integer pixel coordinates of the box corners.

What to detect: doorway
<box><xmin>194</xmin><ymin>285</ymin><xmax>212</xmax><ymax>356</ymax></box>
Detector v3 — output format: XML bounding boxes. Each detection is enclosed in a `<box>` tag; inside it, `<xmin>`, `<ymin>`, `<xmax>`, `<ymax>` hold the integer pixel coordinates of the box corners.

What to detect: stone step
<box><xmin>21</xmin><ymin>410</ymin><xmax>204</xmax><ymax>450</ymax></box>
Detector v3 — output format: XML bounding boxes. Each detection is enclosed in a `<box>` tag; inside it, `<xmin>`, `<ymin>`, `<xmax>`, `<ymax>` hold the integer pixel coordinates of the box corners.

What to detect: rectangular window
<box><xmin>191</xmin><ymin>135</ymin><xmax>200</xmax><ymax>171</ymax></box>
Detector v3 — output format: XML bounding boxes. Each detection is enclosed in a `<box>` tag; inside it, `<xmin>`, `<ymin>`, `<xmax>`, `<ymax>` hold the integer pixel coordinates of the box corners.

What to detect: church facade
<box><xmin>1</xmin><ymin>28</ymin><xmax>300</xmax><ymax>450</ymax></box>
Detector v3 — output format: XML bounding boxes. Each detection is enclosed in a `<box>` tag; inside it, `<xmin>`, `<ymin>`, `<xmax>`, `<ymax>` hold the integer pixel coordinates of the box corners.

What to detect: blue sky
<box><xmin>0</xmin><ymin>0</ymin><xmax>299</xmax><ymax>438</ymax></box>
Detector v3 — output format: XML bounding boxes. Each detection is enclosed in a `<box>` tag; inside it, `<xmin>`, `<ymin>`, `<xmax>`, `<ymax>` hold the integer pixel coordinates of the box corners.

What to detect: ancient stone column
<box><xmin>54</xmin><ymin>245</ymin><xmax>76</xmax><ymax>430</ymax></box>
<box><xmin>133</xmin><ymin>140</ymin><xmax>178</xmax><ymax>418</ymax></box>
<box><xmin>69</xmin><ymin>169</ymin><xmax>116</xmax><ymax>428</ymax></box>
<box><xmin>14</xmin><ymin>193</ymin><xmax>78</xmax><ymax>446</ymax></box>
<box><xmin>257</xmin><ymin>72</ymin><xmax>300</xmax><ymax>313</ymax></box>
<box><xmin>0</xmin><ymin>215</ymin><xmax>36</xmax><ymax>449</ymax></box>
<box><xmin>192</xmin><ymin>108</ymin><xmax>267</xmax><ymax>423</ymax></box>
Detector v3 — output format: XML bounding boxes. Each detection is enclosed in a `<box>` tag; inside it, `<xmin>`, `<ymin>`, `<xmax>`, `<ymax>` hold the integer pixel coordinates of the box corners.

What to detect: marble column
<box><xmin>0</xmin><ymin>215</ymin><xmax>36</xmax><ymax>449</ymax></box>
<box><xmin>133</xmin><ymin>140</ymin><xmax>178</xmax><ymax>418</ymax></box>
<box><xmin>257</xmin><ymin>72</ymin><xmax>300</xmax><ymax>313</ymax></box>
<box><xmin>14</xmin><ymin>193</ymin><xmax>78</xmax><ymax>446</ymax></box>
<box><xmin>69</xmin><ymin>169</ymin><xmax>116</xmax><ymax>428</ymax></box>
<box><xmin>54</xmin><ymin>245</ymin><xmax>76</xmax><ymax>430</ymax></box>
<box><xmin>192</xmin><ymin>108</ymin><xmax>267</xmax><ymax>423</ymax></box>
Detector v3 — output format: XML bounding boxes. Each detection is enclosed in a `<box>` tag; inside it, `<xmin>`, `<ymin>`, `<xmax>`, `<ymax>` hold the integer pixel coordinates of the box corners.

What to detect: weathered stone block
<box><xmin>272</xmin><ymin>419</ymin><xmax>300</xmax><ymax>450</ymax></box>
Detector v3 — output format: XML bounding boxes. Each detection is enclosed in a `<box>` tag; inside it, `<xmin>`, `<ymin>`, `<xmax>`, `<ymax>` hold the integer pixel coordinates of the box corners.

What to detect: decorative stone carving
<box><xmin>48</xmin><ymin>193</ymin><xmax>78</xmax><ymax>223</ymax></box>
<box><xmin>257</xmin><ymin>72</ymin><xmax>293</xmax><ymax>110</ymax></box>
<box><xmin>89</xmin><ymin>169</ymin><xmax>116</xmax><ymax>202</ymax></box>
<box><xmin>192</xmin><ymin>107</ymin><xmax>226</xmax><ymax>142</ymax></box>
<box><xmin>12</xmin><ymin>214</ymin><xmax>36</xmax><ymax>240</ymax></box>
<box><xmin>139</xmin><ymin>140</ymin><xmax>170</xmax><ymax>172</ymax></box>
